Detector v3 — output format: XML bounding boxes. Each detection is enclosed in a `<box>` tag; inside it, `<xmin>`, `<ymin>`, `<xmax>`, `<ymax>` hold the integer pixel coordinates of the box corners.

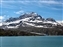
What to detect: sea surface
<box><xmin>0</xmin><ymin>36</ymin><xmax>63</xmax><ymax>47</ymax></box>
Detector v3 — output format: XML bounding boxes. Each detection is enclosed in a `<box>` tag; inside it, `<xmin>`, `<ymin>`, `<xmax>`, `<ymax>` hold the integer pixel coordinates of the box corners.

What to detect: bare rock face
<box><xmin>46</xmin><ymin>18</ymin><xmax>56</xmax><ymax>22</ymax></box>
<box><xmin>0</xmin><ymin>12</ymin><xmax>63</xmax><ymax>29</ymax></box>
<box><xmin>0</xmin><ymin>12</ymin><xmax>63</xmax><ymax>36</ymax></box>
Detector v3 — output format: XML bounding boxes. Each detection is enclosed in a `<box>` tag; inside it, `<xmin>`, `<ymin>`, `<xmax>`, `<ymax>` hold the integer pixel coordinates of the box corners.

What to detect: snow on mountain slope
<box><xmin>3</xmin><ymin>17</ymin><xmax>32</xmax><ymax>25</ymax></box>
<box><xmin>23</xmin><ymin>22</ymin><xmax>35</xmax><ymax>26</ymax></box>
<box><xmin>43</xmin><ymin>21</ymin><xmax>58</xmax><ymax>25</ymax></box>
<box><xmin>57</xmin><ymin>21</ymin><xmax>63</xmax><ymax>26</ymax></box>
<box><xmin>6</xmin><ymin>25</ymin><xmax>20</xmax><ymax>29</ymax></box>
<box><xmin>0</xmin><ymin>12</ymin><xmax>63</xmax><ymax>29</ymax></box>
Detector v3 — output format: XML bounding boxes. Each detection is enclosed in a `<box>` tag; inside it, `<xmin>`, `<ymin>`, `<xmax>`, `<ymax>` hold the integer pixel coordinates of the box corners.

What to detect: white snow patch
<box><xmin>32</xmin><ymin>12</ymin><xmax>37</xmax><ymax>16</ymax></box>
<box><xmin>0</xmin><ymin>23</ymin><xmax>2</xmax><ymax>26</ymax></box>
<box><xmin>36</xmin><ymin>17</ymin><xmax>40</xmax><ymax>19</ymax></box>
<box><xmin>35</xmin><ymin>26</ymin><xmax>44</xmax><ymax>27</ymax></box>
<box><xmin>3</xmin><ymin>17</ymin><xmax>32</xmax><ymax>25</ymax></box>
<box><xmin>30</xmin><ymin>20</ymin><xmax>42</xmax><ymax>23</ymax></box>
<box><xmin>43</xmin><ymin>21</ymin><xmax>57</xmax><ymax>25</ymax></box>
<box><xmin>57</xmin><ymin>21</ymin><xmax>63</xmax><ymax>26</ymax></box>
<box><xmin>24</xmin><ymin>22</ymin><xmax>49</xmax><ymax>28</ymax></box>
<box><xmin>21</xmin><ymin>17</ymin><xmax>32</xmax><ymax>21</ymax></box>
<box><xmin>6</xmin><ymin>25</ymin><xmax>19</xmax><ymax>28</ymax></box>
<box><xmin>24</xmin><ymin>22</ymin><xmax>35</xmax><ymax>26</ymax></box>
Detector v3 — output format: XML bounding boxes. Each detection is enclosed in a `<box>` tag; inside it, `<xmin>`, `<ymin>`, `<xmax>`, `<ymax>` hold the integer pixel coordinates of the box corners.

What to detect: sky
<box><xmin>0</xmin><ymin>0</ymin><xmax>63</xmax><ymax>22</ymax></box>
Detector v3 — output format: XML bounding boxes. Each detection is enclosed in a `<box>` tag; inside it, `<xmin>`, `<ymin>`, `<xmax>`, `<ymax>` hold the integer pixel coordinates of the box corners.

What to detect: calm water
<box><xmin>0</xmin><ymin>36</ymin><xmax>63</xmax><ymax>47</ymax></box>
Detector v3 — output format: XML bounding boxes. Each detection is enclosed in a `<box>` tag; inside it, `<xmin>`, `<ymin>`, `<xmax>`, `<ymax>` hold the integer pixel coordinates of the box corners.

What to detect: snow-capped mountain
<box><xmin>0</xmin><ymin>12</ymin><xmax>63</xmax><ymax>29</ymax></box>
<box><xmin>57</xmin><ymin>21</ymin><xmax>63</xmax><ymax>26</ymax></box>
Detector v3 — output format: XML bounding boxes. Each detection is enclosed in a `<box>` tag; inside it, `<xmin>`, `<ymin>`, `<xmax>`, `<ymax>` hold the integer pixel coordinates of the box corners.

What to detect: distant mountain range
<box><xmin>0</xmin><ymin>12</ymin><xmax>63</xmax><ymax>36</ymax></box>
<box><xmin>0</xmin><ymin>12</ymin><xmax>63</xmax><ymax>29</ymax></box>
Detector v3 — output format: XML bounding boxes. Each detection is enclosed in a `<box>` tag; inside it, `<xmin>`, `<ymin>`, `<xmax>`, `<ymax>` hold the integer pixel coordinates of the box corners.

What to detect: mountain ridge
<box><xmin>0</xmin><ymin>12</ymin><xmax>63</xmax><ymax>29</ymax></box>
<box><xmin>0</xmin><ymin>12</ymin><xmax>63</xmax><ymax>36</ymax></box>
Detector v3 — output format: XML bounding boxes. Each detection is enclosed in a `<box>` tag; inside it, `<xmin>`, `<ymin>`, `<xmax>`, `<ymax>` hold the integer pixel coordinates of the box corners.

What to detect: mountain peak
<box><xmin>31</xmin><ymin>12</ymin><xmax>37</xmax><ymax>15</ymax></box>
<box><xmin>1</xmin><ymin>12</ymin><xmax>63</xmax><ymax>29</ymax></box>
<box><xmin>5</xmin><ymin>12</ymin><xmax>57</xmax><ymax>23</ymax></box>
<box><xmin>19</xmin><ymin>12</ymin><xmax>40</xmax><ymax>19</ymax></box>
<box><xmin>46</xmin><ymin>18</ymin><xmax>56</xmax><ymax>22</ymax></box>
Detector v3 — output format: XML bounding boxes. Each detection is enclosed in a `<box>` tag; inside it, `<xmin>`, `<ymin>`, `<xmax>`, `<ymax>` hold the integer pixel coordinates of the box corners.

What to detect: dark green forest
<box><xmin>0</xmin><ymin>26</ymin><xmax>63</xmax><ymax>36</ymax></box>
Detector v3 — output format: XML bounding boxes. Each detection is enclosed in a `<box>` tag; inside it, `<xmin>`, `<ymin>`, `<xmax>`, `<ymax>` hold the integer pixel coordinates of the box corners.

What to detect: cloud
<box><xmin>57</xmin><ymin>20</ymin><xmax>63</xmax><ymax>24</ymax></box>
<box><xmin>0</xmin><ymin>16</ymin><xmax>4</xmax><ymax>22</ymax></box>
<box><xmin>0</xmin><ymin>16</ymin><xmax>4</xmax><ymax>20</ymax></box>
<box><xmin>2</xmin><ymin>0</ymin><xmax>63</xmax><ymax>5</ymax></box>
<box><xmin>1</xmin><ymin>0</ymin><xmax>63</xmax><ymax>10</ymax></box>
<box><xmin>36</xmin><ymin>0</ymin><xmax>63</xmax><ymax>10</ymax></box>
<box><xmin>15</xmin><ymin>10</ymin><xmax>25</xmax><ymax>14</ymax></box>
<box><xmin>38</xmin><ymin>0</ymin><xmax>63</xmax><ymax>5</ymax></box>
